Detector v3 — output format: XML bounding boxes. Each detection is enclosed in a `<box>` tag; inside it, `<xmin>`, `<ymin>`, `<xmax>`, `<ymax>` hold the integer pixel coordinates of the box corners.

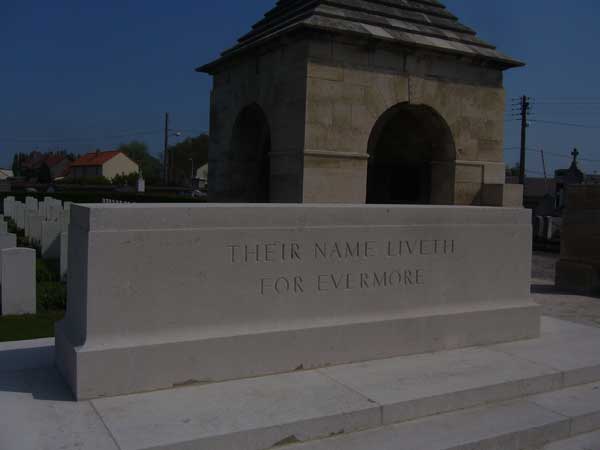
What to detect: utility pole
<box><xmin>163</xmin><ymin>112</ymin><xmax>170</xmax><ymax>185</ymax></box>
<box><xmin>541</xmin><ymin>148</ymin><xmax>547</xmax><ymax>178</ymax></box>
<box><xmin>519</xmin><ymin>95</ymin><xmax>531</xmax><ymax>185</ymax></box>
<box><xmin>541</xmin><ymin>148</ymin><xmax>548</xmax><ymax>193</ymax></box>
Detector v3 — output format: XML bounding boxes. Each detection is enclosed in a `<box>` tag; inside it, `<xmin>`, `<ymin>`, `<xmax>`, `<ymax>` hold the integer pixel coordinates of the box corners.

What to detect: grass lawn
<box><xmin>0</xmin><ymin>311</ymin><xmax>64</xmax><ymax>342</ymax></box>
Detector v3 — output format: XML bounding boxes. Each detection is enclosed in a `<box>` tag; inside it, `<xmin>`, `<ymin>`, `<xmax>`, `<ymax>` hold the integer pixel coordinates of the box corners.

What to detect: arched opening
<box><xmin>367</xmin><ymin>103</ymin><xmax>456</xmax><ymax>205</ymax></box>
<box><xmin>227</xmin><ymin>103</ymin><xmax>271</xmax><ymax>202</ymax></box>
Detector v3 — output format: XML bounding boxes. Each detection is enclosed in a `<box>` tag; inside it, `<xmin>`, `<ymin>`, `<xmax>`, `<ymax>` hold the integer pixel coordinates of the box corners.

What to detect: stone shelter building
<box><xmin>198</xmin><ymin>0</ymin><xmax>524</xmax><ymax>205</ymax></box>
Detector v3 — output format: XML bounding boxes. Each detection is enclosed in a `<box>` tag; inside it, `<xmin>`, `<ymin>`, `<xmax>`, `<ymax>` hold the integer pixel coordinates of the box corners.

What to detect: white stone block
<box><xmin>0</xmin><ymin>221</ymin><xmax>7</xmax><ymax>234</ymax></box>
<box><xmin>29</xmin><ymin>215</ymin><xmax>42</xmax><ymax>244</ymax></box>
<box><xmin>0</xmin><ymin>233</ymin><xmax>17</xmax><ymax>254</ymax></box>
<box><xmin>60</xmin><ymin>210</ymin><xmax>70</xmax><ymax>233</ymax></box>
<box><xmin>56</xmin><ymin>204</ymin><xmax>538</xmax><ymax>399</ymax></box>
<box><xmin>38</xmin><ymin>200</ymin><xmax>47</xmax><ymax>220</ymax></box>
<box><xmin>25</xmin><ymin>196</ymin><xmax>38</xmax><ymax>212</ymax></box>
<box><xmin>41</xmin><ymin>221</ymin><xmax>61</xmax><ymax>260</ymax></box>
<box><xmin>0</xmin><ymin>248</ymin><xmax>36</xmax><ymax>315</ymax></box>
<box><xmin>60</xmin><ymin>232</ymin><xmax>68</xmax><ymax>281</ymax></box>
<box><xmin>15</xmin><ymin>203</ymin><xmax>25</xmax><ymax>229</ymax></box>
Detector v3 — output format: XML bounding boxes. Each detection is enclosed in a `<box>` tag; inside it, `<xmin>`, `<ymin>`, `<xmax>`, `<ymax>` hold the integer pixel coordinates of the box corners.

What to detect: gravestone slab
<box><xmin>25</xmin><ymin>197</ymin><xmax>38</xmax><ymax>212</ymax></box>
<box><xmin>15</xmin><ymin>203</ymin><xmax>25</xmax><ymax>230</ymax></box>
<box><xmin>0</xmin><ymin>220</ymin><xmax>7</xmax><ymax>234</ymax></box>
<box><xmin>29</xmin><ymin>215</ymin><xmax>42</xmax><ymax>245</ymax></box>
<box><xmin>42</xmin><ymin>221</ymin><xmax>61</xmax><ymax>259</ymax></box>
<box><xmin>60</xmin><ymin>232</ymin><xmax>68</xmax><ymax>281</ymax></box>
<box><xmin>56</xmin><ymin>204</ymin><xmax>539</xmax><ymax>400</ymax></box>
<box><xmin>60</xmin><ymin>210</ymin><xmax>70</xmax><ymax>233</ymax></box>
<box><xmin>0</xmin><ymin>233</ymin><xmax>17</xmax><ymax>252</ymax></box>
<box><xmin>0</xmin><ymin>248</ymin><xmax>36</xmax><ymax>315</ymax></box>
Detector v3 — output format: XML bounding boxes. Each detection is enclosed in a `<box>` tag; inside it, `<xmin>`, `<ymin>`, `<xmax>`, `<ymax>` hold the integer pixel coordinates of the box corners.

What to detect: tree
<box><xmin>38</xmin><ymin>162</ymin><xmax>52</xmax><ymax>183</ymax></box>
<box><xmin>167</xmin><ymin>134</ymin><xmax>209</xmax><ymax>186</ymax></box>
<box><xmin>506</xmin><ymin>163</ymin><xmax>521</xmax><ymax>177</ymax></box>
<box><xmin>117</xmin><ymin>141</ymin><xmax>161</xmax><ymax>185</ymax></box>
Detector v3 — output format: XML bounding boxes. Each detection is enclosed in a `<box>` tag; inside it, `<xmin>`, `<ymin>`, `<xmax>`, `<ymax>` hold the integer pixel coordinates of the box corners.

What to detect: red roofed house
<box><xmin>21</xmin><ymin>151</ymin><xmax>72</xmax><ymax>180</ymax></box>
<box><xmin>70</xmin><ymin>150</ymin><xmax>139</xmax><ymax>180</ymax></box>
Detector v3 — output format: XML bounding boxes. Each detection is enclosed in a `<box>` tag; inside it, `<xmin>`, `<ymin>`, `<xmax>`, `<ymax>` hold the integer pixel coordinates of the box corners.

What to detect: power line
<box><xmin>529</xmin><ymin>119</ymin><xmax>600</xmax><ymax>129</ymax></box>
<box><xmin>505</xmin><ymin>146</ymin><xmax>600</xmax><ymax>164</ymax></box>
<box><xmin>0</xmin><ymin>128</ymin><xmax>206</xmax><ymax>145</ymax></box>
<box><xmin>0</xmin><ymin>129</ymin><xmax>163</xmax><ymax>144</ymax></box>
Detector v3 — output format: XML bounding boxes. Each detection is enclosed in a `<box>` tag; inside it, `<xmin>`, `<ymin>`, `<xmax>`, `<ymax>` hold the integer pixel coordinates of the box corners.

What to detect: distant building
<box><xmin>0</xmin><ymin>168</ymin><xmax>14</xmax><ymax>180</ymax></box>
<box><xmin>196</xmin><ymin>163</ymin><xmax>208</xmax><ymax>190</ymax></box>
<box><xmin>70</xmin><ymin>150</ymin><xmax>139</xmax><ymax>180</ymax></box>
<box><xmin>20</xmin><ymin>152</ymin><xmax>72</xmax><ymax>181</ymax></box>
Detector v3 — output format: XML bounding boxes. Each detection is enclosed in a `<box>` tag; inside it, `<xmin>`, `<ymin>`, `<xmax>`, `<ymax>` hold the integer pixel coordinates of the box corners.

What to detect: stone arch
<box><xmin>226</xmin><ymin>103</ymin><xmax>272</xmax><ymax>202</ymax></box>
<box><xmin>366</xmin><ymin>103</ymin><xmax>456</xmax><ymax>205</ymax></box>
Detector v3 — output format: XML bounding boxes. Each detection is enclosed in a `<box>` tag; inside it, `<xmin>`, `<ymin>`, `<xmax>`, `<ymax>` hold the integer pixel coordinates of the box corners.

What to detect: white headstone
<box><xmin>60</xmin><ymin>211</ymin><xmax>70</xmax><ymax>234</ymax></box>
<box><xmin>0</xmin><ymin>233</ymin><xmax>16</xmax><ymax>251</ymax></box>
<box><xmin>25</xmin><ymin>197</ymin><xmax>39</xmax><ymax>212</ymax></box>
<box><xmin>42</xmin><ymin>221</ymin><xmax>61</xmax><ymax>259</ymax></box>
<box><xmin>15</xmin><ymin>202</ymin><xmax>25</xmax><ymax>230</ymax></box>
<box><xmin>0</xmin><ymin>220</ymin><xmax>7</xmax><ymax>234</ymax></box>
<box><xmin>39</xmin><ymin>200</ymin><xmax>48</xmax><ymax>220</ymax></box>
<box><xmin>29</xmin><ymin>214</ymin><xmax>43</xmax><ymax>245</ymax></box>
<box><xmin>0</xmin><ymin>248</ymin><xmax>36</xmax><ymax>315</ymax></box>
<box><xmin>60</xmin><ymin>232</ymin><xmax>68</xmax><ymax>281</ymax></box>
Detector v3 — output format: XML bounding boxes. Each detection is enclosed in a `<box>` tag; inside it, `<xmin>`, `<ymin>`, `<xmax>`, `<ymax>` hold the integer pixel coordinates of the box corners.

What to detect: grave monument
<box><xmin>5</xmin><ymin>3</ymin><xmax>600</xmax><ymax>450</ymax></box>
<box><xmin>198</xmin><ymin>0</ymin><xmax>524</xmax><ymax>205</ymax></box>
<box><xmin>556</xmin><ymin>185</ymin><xmax>600</xmax><ymax>295</ymax></box>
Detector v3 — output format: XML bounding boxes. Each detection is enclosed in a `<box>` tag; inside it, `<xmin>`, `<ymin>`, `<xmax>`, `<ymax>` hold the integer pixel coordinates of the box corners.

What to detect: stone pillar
<box><xmin>0</xmin><ymin>248</ymin><xmax>36</xmax><ymax>315</ymax></box>
<box><xmin>556</xmin><ymin>185</ymin><xmax>600</xmax><ymax>295</ymax></box>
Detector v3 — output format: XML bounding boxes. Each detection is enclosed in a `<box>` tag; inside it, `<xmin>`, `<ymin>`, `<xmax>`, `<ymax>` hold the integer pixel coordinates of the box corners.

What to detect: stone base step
<box><xmin>2</xmin><ymin>318</ymin><xmax>600</xmax><ymax>450</ymax></box>
<box><xmin>286</xmin><ymin>382</ymin><xmax>600</xmax><ymax>450</ymax></box>
<box><xmin>543</xmin><ymin>430</ymin><xmax>600</xmax><ymax>449</ymax></box>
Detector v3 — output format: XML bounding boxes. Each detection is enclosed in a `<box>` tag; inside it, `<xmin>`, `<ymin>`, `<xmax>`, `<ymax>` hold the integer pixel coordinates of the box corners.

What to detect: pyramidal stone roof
<box><xmin>199</xmin><ymin>0</ymin><xmax>523</xmax><ymax>73</ymax></box>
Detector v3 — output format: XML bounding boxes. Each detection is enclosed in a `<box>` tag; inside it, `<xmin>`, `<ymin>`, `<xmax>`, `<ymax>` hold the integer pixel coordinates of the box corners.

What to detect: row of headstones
<box><xmin>3</xmin><ymin>197</ymin><xmax>70</xmax><ymax>271</ymax></box>
<box><xmin>1</xmin><ymin>196</ymin><xmax>74</xmax><ymax>316</ymax></box>
<box><xmin>533</xmin><ymin>216</ymin><xmax>562</xmax><ymax>242</ymax></box>
<box><xmin>0</xmin><ymin>214</ymin><xmax>35</xmax><ymax>315</ymax></box>
<box><xmin>102</xmin><ymin>199</ymin><xmax>133</xmax><ymax>204</ymax></box>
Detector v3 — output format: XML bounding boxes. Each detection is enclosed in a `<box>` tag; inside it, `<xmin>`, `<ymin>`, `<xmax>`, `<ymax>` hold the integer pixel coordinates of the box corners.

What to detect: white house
<box><xmin>70</xmin><ymin>151</ymin><xmax>139</xmax><ymax>180</ymax></box>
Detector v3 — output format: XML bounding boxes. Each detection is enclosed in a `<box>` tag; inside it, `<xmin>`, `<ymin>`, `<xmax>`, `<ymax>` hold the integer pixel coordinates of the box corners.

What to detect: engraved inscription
<box><xmin>226</xmin><ymin>239</ymin><xmax>455</xmax><ymax>296</ymax></box>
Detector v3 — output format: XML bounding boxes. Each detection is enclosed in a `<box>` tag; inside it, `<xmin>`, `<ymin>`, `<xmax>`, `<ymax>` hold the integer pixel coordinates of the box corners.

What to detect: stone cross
<box><xmin>572</xmin><ymin>148</ymin><xmax>579</xmax><ymax>162</ymax></box>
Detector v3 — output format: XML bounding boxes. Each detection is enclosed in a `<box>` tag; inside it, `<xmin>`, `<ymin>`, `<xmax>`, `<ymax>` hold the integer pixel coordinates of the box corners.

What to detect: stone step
<box><xmin>84</xmin><ymin>318</ymin><xmax>600</xmax><ymax>450</ymax></box>
<box><xmin>543</xmin><ymin>430</ymin><xmax>600</xmax><ymax>449</ymax></box>
<box><xmin>285</xmin><ymin>382</ymin><xmax>600</xmax><ymax>450</ymax></box>
<box><xmin>2</xmin><ymin>318</ymin><xmax>600</xmax><ymax>450</ymax></box>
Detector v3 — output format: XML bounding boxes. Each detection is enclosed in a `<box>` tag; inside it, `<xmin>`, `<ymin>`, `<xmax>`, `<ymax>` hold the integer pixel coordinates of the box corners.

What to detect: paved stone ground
<box><xmin>532</xmin><ymin>251</ymin><xmax>600</xmax><ymax>328</ymax></box>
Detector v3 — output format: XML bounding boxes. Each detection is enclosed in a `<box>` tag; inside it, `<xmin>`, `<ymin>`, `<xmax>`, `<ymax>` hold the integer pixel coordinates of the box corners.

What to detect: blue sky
<box><xmin>1</xmin><ymin>0</ymin><xmax>599</xmax><ymax>176</ymax></box>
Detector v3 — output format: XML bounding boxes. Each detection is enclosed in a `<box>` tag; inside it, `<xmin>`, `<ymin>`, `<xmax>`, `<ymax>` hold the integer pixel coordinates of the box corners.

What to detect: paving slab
<box><xmin>321</xmin><ymin>346</ymin><xmax>561</xmax><ymax>425</ymax></box>
<box><xmin>0</xmin><ymin>338</ymin><xmax>54</xmax><ymax>372</ymax></box>
<box><xmin>0</xmin><ymin>368</ymin><xmax>118</xmax><ymax>450</ymax></box>
<box><xmin>287</xmin><ymin>400</ymin><xmax>570</xmax><ymax>450</ymax></box>
<box><xmin>92</xmin><ymin>371</ymin><xmax>381</xmax><ymax>450</ymax></box>
<box><xmin>490</xmin><ymin>320</ymin><xmax>600</xmax><ymax>387</ymax></box>
<box><xmin>544</xmin><ymin>430</ymin><xmax>600</xmax><ymax>449</ymax></box>
<box><xmin>531</xmin><ymin>382</ymin><xmax>600</xmax><ymax>436</ymax></box>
